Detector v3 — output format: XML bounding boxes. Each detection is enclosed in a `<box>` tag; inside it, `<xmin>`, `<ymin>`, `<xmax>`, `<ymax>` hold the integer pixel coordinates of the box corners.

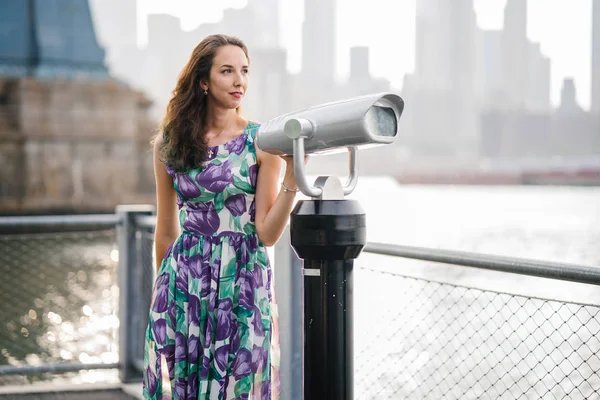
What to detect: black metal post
<box><xmin>290</xmin><ymin>199</ymin><xmax>366</xmax><ymax>400</ymax></box>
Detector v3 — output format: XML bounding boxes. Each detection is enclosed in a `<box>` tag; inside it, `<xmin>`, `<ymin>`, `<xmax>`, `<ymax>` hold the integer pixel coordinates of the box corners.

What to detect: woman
<box><xmin>143</xmin><ymin>34</ymin><xmax>300</xmax><ymax>399</ymax></box>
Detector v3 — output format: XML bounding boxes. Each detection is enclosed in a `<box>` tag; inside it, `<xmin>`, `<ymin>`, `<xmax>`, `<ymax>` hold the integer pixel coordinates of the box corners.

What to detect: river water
<box><xmin>2</xmin><ymin>180</ymin><xmax>600</xmax><ymax>396</ymax></box>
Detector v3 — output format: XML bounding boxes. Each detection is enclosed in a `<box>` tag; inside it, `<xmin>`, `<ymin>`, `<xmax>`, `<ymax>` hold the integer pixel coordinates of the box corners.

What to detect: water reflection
<box><xmin>0</xmin><ymin>230</ymin><xmax>119</xmax><ymax>385</ymax></box>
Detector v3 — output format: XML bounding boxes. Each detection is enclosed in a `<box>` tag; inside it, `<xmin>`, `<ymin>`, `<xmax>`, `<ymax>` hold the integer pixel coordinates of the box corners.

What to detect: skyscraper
<box><xmin>502</xmin><ymin>0</ymin><xmax>528</xmax><ymax>109</ymax></box>
<box><xmin>592</xmin><ymin>0</ymin><xmax>600</xmax><ymax>113</ymax></box>
<box><xmin>301</xmin><ymin>0</ymin><xmax>335</xmax><ymax>83</ymax></box>
<box><xmin>247</xmin><ymin>0</ymin><xmax>281</xmax><ymax>49</ymax></box>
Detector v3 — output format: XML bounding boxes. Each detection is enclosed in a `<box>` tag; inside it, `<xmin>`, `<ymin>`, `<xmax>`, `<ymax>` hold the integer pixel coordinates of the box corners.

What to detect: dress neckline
<box><xmin>207</xmin><ymin>121</ymin><xmax>255</xmax><ymax>148</ymax></box>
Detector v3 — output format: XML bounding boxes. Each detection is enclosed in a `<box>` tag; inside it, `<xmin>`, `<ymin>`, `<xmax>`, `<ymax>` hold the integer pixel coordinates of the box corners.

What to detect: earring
<box><xmin>204</xmin><ymin>89</ymin><xmax>208</xmax><ymax>95</ymax></box>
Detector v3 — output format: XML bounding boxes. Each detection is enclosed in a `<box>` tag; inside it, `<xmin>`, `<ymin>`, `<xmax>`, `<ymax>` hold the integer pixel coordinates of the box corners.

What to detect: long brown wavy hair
<box><xmin>157</xmin><ymin>34</ymin><xmax>249</xmax><ymax>172</ymax></box>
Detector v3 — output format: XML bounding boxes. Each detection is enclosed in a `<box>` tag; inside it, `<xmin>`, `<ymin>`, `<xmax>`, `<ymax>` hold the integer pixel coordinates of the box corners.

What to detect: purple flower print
<box><xmin>176</xmin><ymin>174</ymin><xmax>201</xmax><ymax>198</ymax></box>
<box><xmin>249</xmin><ymin>199</ymin><xmax>256</xmax><ymax>222</ymax></box>
<box><xmin>158</xmin><ymin>344</ymin><xmax>175</xmax><ymax>377</ymax></box>
<box><xmin>187</xmin><ymin>252</ymin><xmax>203</xmax><ymax>279</ymax></box>
<box><xmin>173</xmin><ymin>378</ymin><xmax>186</xmax><ymax>398</ymax></box>
<box><xmin>252</xmin><ymin>344</ymin><xmax>267</xmax><ymax>373</ymax></box>
<box><xmin>224</xmin><ymin>194</ymin><xmax>247</xmax><ymax>217</ymax></box>
<box><xmin>182</xmin><ymin>203</ymin><xmax>220</xmax><ymax>236</ymax></box>
<box><xmin>175</xmin><ymin>332</ymin><xmax>187</xmax><ymax>363</ymax></box>
<box><xmin>200</xmin><ymin>355</ymin><xmax>211</xmax><ymax>380</ymax></box>
<box><xmin>167</xmin><ymin>301</ymin><xmax>177</xmax><ymax>330</ymax></box>
<box><xmin>202</xmin><ymin>239</ymin><xmax>211</xmax><ymax>262</ymax></box>
<box><xmin>187</xmin><ymin>372</ymin><xmax>198</xmax><ymax>399</ymax></box>
<box><xmin>188</xmin><ymin>294</ymin><xmax>200</xmax><ymax>326</ymax></box>
<box><xmin>248</xmin><ymin>234</ymin><xmax>258</xmax><ymax>254</ymax></box>
<box><xmin>249</xmin><ymin>164</ymin><xmax>258</xmax><ymax>188</ymax></box>
<box><xmin>204</xmin><ymin>314</ymin><xmax>213</xmax><ymax>348</ymax></box>
<box><xmin>229</xmin><ymin>235</ymin><xmax>243</xmax><ymax>253</ymax></box>
<box><xmin>252</xmin><ymin>306</ymin><xmax>266</xmax><ymax>336</ymax></box>
<box><xmin>211</xmin><ymin>257</ymin><xmax>221</xmax><ymax>283</ymax></box>
<box><xmin>262</xmin><ymin>382</ymin><xmax>271</xmax><ymax>399</ymax></box>
<box><xmin>239</xmin><ymin>271</ymin><xmax>255</xmax><ymax>311</ymax></box>
<box><xmin>152</xmin><ymin>318</ymin><xmax>167</xmax><ymax>345</ymax></box>
<box><xmin>232</xmin><ymin>348</ymin><xmax>252</xmax><ymax>379</ymax></box>
<box><xmin>164</xmin><ymin>164</ymin><xmax>176</xmax><ymax>177</ymax></box>
<box><xmin>215</xmin><ymin>344</ymin><xmax>229</xmax><ymax>371</ymax></box>
<box><xmin>145</xmin><ymin>366</ymin><xmax>158</xmax><ymax>396</ymax></box>
<box><xmin>224</xmin><ymin>134</ymin><xmax>246</xmax><ymax>155</ymax></box>
<box><xmin>252</xmin><ymin>264</ymin><xmax>264</xmax><ymax>288</ymax></box>
<box><xmin>175</xmin><ymin>261</ymin><xmax>189</xmax><ymax>294</ymax></box>
<box><xmin>188</xmin><ymin>334</ymin><xmax>199</xmax><ymax>364</ymax></box>
<box><xmin>216</xmin><ymin>298</ymin><xmax>233</xmax><ymax>341</ymax></box>
<box><xmin>195</xmin><ymin>160</ymin><xmax>233</xmax><ymax>192</ymax></box>
<box><xmin>182</xmin><ymin>234</ymin><xmax>199</xmax><ymax>252</ymax></box>
<box><xmin>151</xmin><ymin>273</ymin><xmax>170</xmax><ymax>313</ymax></box>
<box><xmin>229</xmin><ymin>320</ymin><xmax>240</xmax><ymax>354</ymax></box>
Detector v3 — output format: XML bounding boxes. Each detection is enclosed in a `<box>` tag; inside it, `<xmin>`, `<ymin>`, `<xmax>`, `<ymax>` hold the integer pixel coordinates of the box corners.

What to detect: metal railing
<box><xmin>0</xmin><ymin>206</ymin><xmax>155</xmax><ymax>386</ymax></box>
<box><xmin>0</xmin><ymin>207</ymin><xmax>599</xmax><ymax>399</ymax></box>
<box><xmin>353</xmin><ymin>246</ymin><xmax>600</xmax><ymax>399</ymax></box>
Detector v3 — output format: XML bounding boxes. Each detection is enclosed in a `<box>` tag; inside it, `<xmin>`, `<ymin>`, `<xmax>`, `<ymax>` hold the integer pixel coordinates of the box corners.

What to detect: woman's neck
<box><xmin>205</xmin><ymin>105</ymin><xmax>244</xmax><ymax>134</ymax></box>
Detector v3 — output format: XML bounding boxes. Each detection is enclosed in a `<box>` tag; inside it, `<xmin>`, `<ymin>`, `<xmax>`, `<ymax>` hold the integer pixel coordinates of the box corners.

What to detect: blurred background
<box><xmin>0</xmin><ymin>0</ymin><xmax>599</xmax><ymax>397</ymax></box>
<box><xmin>1</xmin><ymin>0</ymin><xmax>599</xmax><ymax>215</ymax></box>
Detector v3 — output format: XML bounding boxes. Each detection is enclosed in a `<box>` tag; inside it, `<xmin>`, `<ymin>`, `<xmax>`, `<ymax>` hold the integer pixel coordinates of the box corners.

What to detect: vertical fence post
<box><xmin>274</xmin><ymin>228</ymin><xmax>304</xmax><ymax>399</ymax></box>
<box><xmin>116</xmin><ymin>204</ymin><xmax>156</xmax><ymax>383</ymax></box>
<box><xmin>290</xmin><ymin>199</ymin><xmax>366</xmax><ymax>400</ymax></box>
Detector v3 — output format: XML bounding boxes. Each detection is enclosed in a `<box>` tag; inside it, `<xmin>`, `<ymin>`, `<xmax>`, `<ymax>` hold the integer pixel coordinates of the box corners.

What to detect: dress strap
<box><xmin>245</xmin><ymin>121</ymin><xmax>260</xmax><ymax>144</ymax></box>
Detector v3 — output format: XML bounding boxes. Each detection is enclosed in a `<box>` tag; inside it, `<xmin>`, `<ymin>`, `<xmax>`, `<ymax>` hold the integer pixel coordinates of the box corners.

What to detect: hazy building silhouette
<box><xmin>592</xmin><ymin>0</ymin><xmax>600</xmax><ymax>114</ymax></box>
<box><xmin>402</xmin><ymin>0</ymin><xmax>480</xmax><ymax>159</ymax></box>
<box><xmin>302</xmin><ymin>0</ymin><xmax>335</xmax><ymax>86</ymax></box>
<box><xmin>89</xmin><ymin>0</ymin><xmax>144</xmax><ymax>88</ymax></box>
<box><xmin>557</xmin><ymin>78</ymin><xmax>584</xmax><ymax>115</ymax></box>
<box><xmin>502</xmin><ymin>0</ymin><xmax>528</xmax><ymax>110</ymax></box>
<box><xmin>481</xmin><ymin>31</ymin><xmax>550</xmax><ymax>113</ymax></box>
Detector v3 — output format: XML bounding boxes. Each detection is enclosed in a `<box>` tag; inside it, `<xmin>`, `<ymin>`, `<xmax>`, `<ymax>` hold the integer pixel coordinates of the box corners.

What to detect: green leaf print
<box><xmin>222</xmin><ymin>257</ymin><xmax>237</xmax><ymax>278</ymax></box>
<box><xmin>243</xmin><ymin>223</ymin><xmax>256</xmax><ymax>235</ymax></box>
<box><xmin>259</xmin><ymin>298</ymin><xmax>270</xmax><ymax>316</ymax></box>
<box><xmin>214</xmin><ymin>191</ymin><xmax>225</xmax><ymax>213</ymax></box>
<box><xmin>193</xmin><ymin>192</ymin><xmax>214</xmax><ymax>203</ymax></box>
<box><xmin>257</xmin><ymin>249</ymin><xmax>267</xmax><ymax>266</ymax></box>
<box><xmin>235</xmin><ymin>377</ymin><xmax>252</xmax><ymax>397</ymax></box>
<box><xmin>234</xmin><ymin>215</ymin><xmax>242</xmax><ymax>232</ymax></box>
<box><xmin>233</xmin><ymin>175</ymin><xmax>254</xmax><ymax>193</ymax></box>
<box><xmin>240</xmin><ymin>159</ymin><xmax>249</xmax><ymax>177</ymax></box>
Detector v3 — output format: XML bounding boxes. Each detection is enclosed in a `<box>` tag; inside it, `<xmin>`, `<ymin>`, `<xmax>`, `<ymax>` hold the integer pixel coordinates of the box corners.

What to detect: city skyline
<box><xmin>136</xmin><ymin>0</ymin><xmax>594</xmax><ymax>110</ymax></box>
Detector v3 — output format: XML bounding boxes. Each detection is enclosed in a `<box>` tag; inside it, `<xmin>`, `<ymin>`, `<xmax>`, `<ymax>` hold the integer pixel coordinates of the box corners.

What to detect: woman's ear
<box><xmin>199</xmin><ymin>80</ymin><xmax>208</xmax><ymax>92</ymax></box>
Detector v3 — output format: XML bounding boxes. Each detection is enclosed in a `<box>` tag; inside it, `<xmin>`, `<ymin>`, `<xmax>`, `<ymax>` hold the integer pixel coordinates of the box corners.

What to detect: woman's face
<box><xmin>203</xmin><ymin>45</ymin><xmax>249</xmax><ymax>110</ymax></box>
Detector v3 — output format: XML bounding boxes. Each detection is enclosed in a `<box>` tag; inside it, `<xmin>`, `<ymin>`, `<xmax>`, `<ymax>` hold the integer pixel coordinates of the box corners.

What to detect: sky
<box><xmin>137</xmin><ymin>0</ymin><xmax>594</xmax><ymax>110</ymax></box>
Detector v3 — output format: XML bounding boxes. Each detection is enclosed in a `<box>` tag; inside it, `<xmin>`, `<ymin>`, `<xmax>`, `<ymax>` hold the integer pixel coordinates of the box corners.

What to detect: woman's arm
<box><xmin>153</xmin><ymin>136</ymin><xmax>180</xmax><ymax>272</ymax></box>
<box><xmin>253</xmin><ymin>146</ymin><xmax>300</xmax><ymax>247</ymax></box>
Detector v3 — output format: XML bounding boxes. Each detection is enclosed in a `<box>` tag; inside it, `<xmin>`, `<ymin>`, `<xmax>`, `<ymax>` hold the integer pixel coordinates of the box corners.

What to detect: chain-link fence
<box><xmin>0</xmin><ymin>229</ymin><xmax>119</xmax><ymax>385</ymax></box>
<box><xmin>354</xmin><ymin>266</ymin><xmax>600</xmax><ymax>399</ymax></box>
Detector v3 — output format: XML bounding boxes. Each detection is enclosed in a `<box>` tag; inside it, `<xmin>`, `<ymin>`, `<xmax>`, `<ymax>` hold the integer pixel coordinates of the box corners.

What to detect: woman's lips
<box><xmin>230</xmin><ymin>92</ymin><xmax>243</xmax><ymax>99</ymax></box>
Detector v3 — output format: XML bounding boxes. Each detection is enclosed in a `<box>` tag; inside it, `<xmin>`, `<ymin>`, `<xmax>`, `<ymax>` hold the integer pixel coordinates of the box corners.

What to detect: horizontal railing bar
<box><xmin>0</xmin><ymin>362</ymin><xmax>120</xmax><ymax>376</ymax></box>
<box><xmin>0</xmin><ymin>214</ymin><xmax>122</xmax><ymax>228</ymax></box>
<box><xmin>364</xmin><ymin>242</ymin><xmax>600</xmax><ymax>286</ymax></box>
<box><xmin>134</xmin><ymin>214</ymin><xmax>157</xmax><ymax>230</ymax></box>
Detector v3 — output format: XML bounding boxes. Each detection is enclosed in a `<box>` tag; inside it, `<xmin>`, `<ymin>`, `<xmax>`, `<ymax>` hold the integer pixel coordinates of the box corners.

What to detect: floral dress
<box><xmin>143</xmin><ymin>122</ymin><xmax>280</xmax><ymax>399</ymax></box>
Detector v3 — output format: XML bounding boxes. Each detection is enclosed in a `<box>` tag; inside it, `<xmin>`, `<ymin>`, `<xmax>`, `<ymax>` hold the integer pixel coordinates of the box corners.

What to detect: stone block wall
<box><xmin>0</xmin><ymin>77</ymin><xmax>157</xmax><ymax>214</ymax></box>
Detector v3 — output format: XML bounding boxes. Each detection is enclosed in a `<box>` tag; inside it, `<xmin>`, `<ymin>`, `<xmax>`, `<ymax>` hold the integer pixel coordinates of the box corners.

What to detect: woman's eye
<box><xmin>242</xmin><ymin>69</ymin><xmax>249</xmax><ymax>74</ymax></box>
<box><xmin>223</xmin><ymin>69</ymin><xmax>231</xmax><ymax>73</ymax></box>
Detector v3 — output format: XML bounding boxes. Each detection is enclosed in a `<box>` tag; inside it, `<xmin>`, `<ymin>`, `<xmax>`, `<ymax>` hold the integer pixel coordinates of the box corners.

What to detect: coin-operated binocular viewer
<box><xmin>257</xmin><ymin>93</ymin><xmax>405</xmax><ymax>400</ymax></box>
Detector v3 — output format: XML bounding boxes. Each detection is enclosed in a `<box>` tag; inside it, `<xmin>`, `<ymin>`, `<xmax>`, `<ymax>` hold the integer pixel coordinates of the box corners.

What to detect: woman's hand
<box><xmin>280</xmin><ymin>155</ymin><xmax>309</xmax><ymax>191</ymax></box>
